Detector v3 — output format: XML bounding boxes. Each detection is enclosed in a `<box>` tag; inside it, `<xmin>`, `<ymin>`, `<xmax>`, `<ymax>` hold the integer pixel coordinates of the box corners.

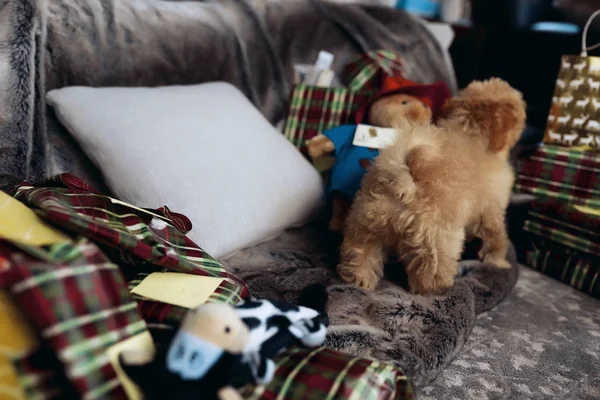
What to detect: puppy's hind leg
<box><xmin>401</xmin><ymin>226</ymin><xmax>464</xmax><ymax>294</ymax></box>
<box><xmin>338</xmin><ymin>236</ymin><xmax>385</xmax><ymax>290</ymax></box>
<box><xmin>476</xmin><ymin>210</ymin><xmax>511</xmax><ymax>269</ymax></box>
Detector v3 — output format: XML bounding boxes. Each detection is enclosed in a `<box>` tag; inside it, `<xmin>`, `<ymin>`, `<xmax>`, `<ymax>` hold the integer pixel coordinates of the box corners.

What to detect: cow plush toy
<box><xmin>119</xmin><ymin>299</ymin><xmax>328</xmax><ymax>400</ymax></box>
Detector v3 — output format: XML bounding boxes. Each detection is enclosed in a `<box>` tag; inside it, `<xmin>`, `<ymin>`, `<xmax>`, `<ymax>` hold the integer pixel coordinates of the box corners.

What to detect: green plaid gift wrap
<box><xmin>283</xmin><ymin>50</ymin><xmax>404</xmax><ymax>156</ymax></box>
<box><xmin>525</xmin><ymin>235</ymin><xmax>600</xmax><ymax>300</ymax></box>
<box><xmin>11</xmin><ymin>341</ymin><xmax>77</xmax><ymax>399</ymax></box>
<box><xmin>515</xmin><ymin>145</ymin><xmax>600</xmax><ymax>298</ymax></box>
<box><xmin>14</xmin><ymin>173</ymin><xmax>250</xmax><ymax>317</ymax></box>
<box><xmin>283</xmin><ymin>85</ymin><xmax>373</xmax><ymax>153</ymax></box>
<box><xmin>0</xmin><ymin>249</ymin><xmax>71</xmax><ymax>400</ymax></box>
<box><xmin>242</xmin><ymin>347</ymin><xmax>413</xmax><ymax>400</ymax></box>
<box><xmin>515</xmin><ymin>145</ymin><xmax>600</xmax><ymax>208</ymax></box>
<box><xmin>342</xmin><ymin>50</ymin><xmax>404</xmax><ymax>92</ymax></box>
<box><xmin>0</xmin><ymin>239</ymin><xmax>148</xmax><ymax>399</ymax></box>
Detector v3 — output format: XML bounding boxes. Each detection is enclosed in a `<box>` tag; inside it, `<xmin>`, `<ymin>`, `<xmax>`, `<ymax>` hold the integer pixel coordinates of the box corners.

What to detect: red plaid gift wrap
<box><xmin>243</xmin><ymin>347</ymin><xmax>413</xmax><ymax>400</ymax></box>
<box><xmin>283</xmin><ymin>85</ymin><xmax>373</xmax><ymax>154</ymax></box>
<box><xmin>342</xmin><ymin>50</ymin><xmax>404</xmax><ymax>92</ymax></box>
<box><xmin>514</xmin><ymin>145</ymin><xmax>600</xmax><ymax>298</ymax></box>
<box><xmin>11</xmin><ymin>346</ymin><xmax>72</xmax><ymax>400</ymax></box>
<box><xmin>0</xmin><ymin>239</ymin><xmax>147</xmax><ymax>399</ymax></box>
<box><xmin>14</xmin><ymin>173</ymin><xmax>250</xmax><ymax>328</ymax></box>
<box><xmin>0</xmin><ymin>256</ymin><xmax>70</xmax><ymax>400</ymax></box>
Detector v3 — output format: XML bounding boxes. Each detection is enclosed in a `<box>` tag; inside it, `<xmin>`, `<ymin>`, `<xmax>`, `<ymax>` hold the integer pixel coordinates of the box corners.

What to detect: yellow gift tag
<box><xmin>106</xmin><ymin>332</ymin><xmax>155</xmax><ymax>400</ymax></box>
<box><xmin>574</xmin><ymin>205</ymin><xmax>600</xmax><ymax>217</ymax></box>
<box><xmin>0</xmin><ymin>357</ymin><xmax>26</xmax><ymax>400</ymax></box>
<box><xmin>0</xmin><ymin>191</ymin><xmax>71</xmax><ymax>246</ymax></box>
<box><xmin>130</xmin><ymin>273</ymin><xmax>224</xmax><ymax>309</ymax></box>
<box><xmin>0</xmin><ymin>291</ymin><xmax>39</xmax><ymax>400</ymax></box>
<box><xmin>0</xmin><ymin>291</ymin><xmax>39</xmax><ymax>358</ymax></box>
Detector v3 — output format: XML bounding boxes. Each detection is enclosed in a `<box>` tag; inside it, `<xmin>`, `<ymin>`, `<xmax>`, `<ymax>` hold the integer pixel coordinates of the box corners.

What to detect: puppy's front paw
<box><xmin>337</xmin><ymin>264</ymin><xmax>380</xmax><ymax>290</ymax></box>
<box><xmin>481</xmin><ymin>252</ymin><xmax>511</xmax><ymax>269</ymax></box>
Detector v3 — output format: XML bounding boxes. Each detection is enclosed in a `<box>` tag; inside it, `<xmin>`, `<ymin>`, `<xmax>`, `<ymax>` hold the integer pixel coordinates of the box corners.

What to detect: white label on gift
<box><xmin>352</xmin><ymin>124</ymin><xmax>398</xmax><ymax>149</ymax></box>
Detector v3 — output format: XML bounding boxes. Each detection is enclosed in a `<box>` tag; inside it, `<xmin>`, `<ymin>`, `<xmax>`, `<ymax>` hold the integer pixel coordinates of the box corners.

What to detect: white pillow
<box><xmin>47</xmin><ymin>82</ymin><xmax>324</xmax><ymax>259</ymax></box>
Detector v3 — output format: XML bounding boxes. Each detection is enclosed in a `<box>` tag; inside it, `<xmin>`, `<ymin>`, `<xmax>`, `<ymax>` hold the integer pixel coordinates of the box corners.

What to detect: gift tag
<box><xmin>352</xmin><ymin>124</ymin><xmax>398</xmax><ymax>149</ymax></box>
<box><xmin>0</xmin><ymin>191</ymin><xmax>72</xmax><ymax>246</ymax></box>
<box><xmin>130</xmin><ymin>273</ymin><xmax>224</xmax><ymax>309</ymax></box>
<box><xmin>106</xmin><ymin>331</ymin><xmax>155</xmax><ymax>400</ymax></box>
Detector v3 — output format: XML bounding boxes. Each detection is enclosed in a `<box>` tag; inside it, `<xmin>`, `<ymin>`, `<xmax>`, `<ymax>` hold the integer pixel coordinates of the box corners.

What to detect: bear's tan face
<box><xmin>368</xmin><ymin>94</ymin><xmax>432</xmax><ymax>127</ymax></box>
<box><xmin>180</xmin><ymin>303</ymin><xmax>249</xmax><ymax>353</ymax></box>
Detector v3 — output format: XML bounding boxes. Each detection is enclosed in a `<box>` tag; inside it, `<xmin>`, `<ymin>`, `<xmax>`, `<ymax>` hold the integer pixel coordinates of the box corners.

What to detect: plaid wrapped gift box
<box><xmin>514</xmin><ymin>145</ymin><xmax>600</xmax><ymax>298</ymax></box>
<box><xmin>243</xmin><ymin>347</ymin><xmax>412</xmax><ymax>400</ymax></box>
<box><xmin>0</xmin><ymin>261</ymin><xmax>71</xmax><ymax>400</ymax></box>
<box><xmin>342</xmin><ymin>50</ymin><xmax>404</xmax><ymax>92</ymax></box>
<box><xmin>14</xmin><ymin>174</ymin><xmax>250</xmax><ymax>329</ymax></box>
<box><xmin>283</xmin><ymin>85</ymin><xmax>373</xmax><ymax>153</ymax></box>
<box><xmin>283</xmin><ymin>50</ymin><xmax>404</xmax><ymax>155</ymax></box>
<box><xmin>0</xmin><ymin>239</ymin><xmax>147</xmax><ymax>399</ymax></box>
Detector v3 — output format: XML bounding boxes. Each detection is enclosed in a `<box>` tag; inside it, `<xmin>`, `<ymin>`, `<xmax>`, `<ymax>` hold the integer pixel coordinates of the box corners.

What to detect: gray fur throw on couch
<box><xmin>0</xmin><ymin>0</ymin><xmax>455</xmax><ymax>192</ymax></box>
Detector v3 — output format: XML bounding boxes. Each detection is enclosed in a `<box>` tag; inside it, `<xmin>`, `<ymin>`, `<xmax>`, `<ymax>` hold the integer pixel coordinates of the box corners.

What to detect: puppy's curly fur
<box><xmin>338</xmin><ymin>79</ymin><xmax>526</xmax><ymax>294</ymax></box>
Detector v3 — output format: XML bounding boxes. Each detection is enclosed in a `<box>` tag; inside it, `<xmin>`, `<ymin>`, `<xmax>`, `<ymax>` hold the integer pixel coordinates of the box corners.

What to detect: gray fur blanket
<box><xmin>0</xmin><ymin>0</ymin><xmax>455</xmax><ymax>192</ymax></box>
<box><xmin>224</xmin><ymin>223</ymin><xmax>519</xmax><ymax>391</ymax></box>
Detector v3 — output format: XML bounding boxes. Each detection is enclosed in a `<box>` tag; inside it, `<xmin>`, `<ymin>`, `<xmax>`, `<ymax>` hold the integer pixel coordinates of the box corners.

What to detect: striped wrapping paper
<box><xmin>283</xmin><ymin>85</ymin><xmax>373</xmax><ymax>153</ymax></box>
<box><xmin>515</xmin><ymin>144</ymin><xmax>600</xmax><ymax>298</ymax></box>
<box><xmin>242</xmin><ymin>347</ymin><xmax>412</xmax><ymax>400</ymax></box>
<box><xmin>0</xmin><ymin>240</ymin><xmax>147</xmax><ymax>399</ymax></box>
<box><xmin>342</xmin><ymin>50</ymin><xmax>404</xmax><ymax>92</ymax></box>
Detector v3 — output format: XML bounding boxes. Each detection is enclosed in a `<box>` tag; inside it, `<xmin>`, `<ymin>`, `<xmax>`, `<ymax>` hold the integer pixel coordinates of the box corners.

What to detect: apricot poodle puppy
<box><xmin>337</xmin><ymin>78</ymin><xmax>526</xmax><ymax>294</ymax></box>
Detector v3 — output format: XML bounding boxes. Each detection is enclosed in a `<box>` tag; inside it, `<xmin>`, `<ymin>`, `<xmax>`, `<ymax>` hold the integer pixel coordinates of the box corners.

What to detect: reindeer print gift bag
<box><xmin>544</xmin><ymin>10</ymin><xmax>600</xmax><ymax>149</ymax></box>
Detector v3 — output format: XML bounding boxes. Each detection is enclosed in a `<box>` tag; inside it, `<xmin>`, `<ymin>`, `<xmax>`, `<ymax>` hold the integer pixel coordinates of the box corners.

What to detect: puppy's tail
<box><xmin>370</xmin><ymin>123</ymin><xmax>442</xmax><ymax>201</ymax></box>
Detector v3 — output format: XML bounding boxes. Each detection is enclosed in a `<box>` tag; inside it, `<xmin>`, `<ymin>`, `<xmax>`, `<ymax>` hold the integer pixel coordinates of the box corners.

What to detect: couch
<box><xmin>1</xmin><ymin>0</ymin><xmax>599</xmax><ymax>398</ymax></box>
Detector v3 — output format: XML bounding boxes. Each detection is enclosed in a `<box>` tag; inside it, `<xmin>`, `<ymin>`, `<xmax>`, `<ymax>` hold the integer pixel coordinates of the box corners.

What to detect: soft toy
<box><xmin>119</xmin><ymin>299</ymin><xmax>328</xmax><ymax>400</ymax></box>
<box><xmin>306</xmin><ymin>75</ymin><xmax>452</xmax><ymax>232</ymax></box>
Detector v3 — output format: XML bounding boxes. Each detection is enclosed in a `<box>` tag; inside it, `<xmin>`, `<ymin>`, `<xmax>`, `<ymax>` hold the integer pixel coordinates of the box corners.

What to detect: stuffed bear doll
<box><xmin>306</xmin><ymin>75</ymin><xmax>452</xmax><ymax>232</ymax></box>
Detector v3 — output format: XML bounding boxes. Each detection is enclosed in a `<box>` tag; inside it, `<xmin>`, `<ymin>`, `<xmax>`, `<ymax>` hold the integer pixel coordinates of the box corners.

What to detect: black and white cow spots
<box><xmin>234</xmin><ymin>298</ymin><xmax>328</xmax><ymax>384</ymax></box>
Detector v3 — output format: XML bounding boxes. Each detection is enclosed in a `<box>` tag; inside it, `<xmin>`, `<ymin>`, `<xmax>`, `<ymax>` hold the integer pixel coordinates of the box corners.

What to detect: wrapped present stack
<box><xmin>514</xmin><ymin>145</ymin><xmax>600</xmax><ymax>300</ymax></box>
<box><xmin>0</xmin><ymin>173</ymin><xmax>412</xmax><ymax>399</ymax></box>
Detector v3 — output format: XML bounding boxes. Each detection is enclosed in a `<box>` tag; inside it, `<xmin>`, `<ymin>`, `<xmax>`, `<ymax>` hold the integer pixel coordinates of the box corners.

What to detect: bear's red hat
<box><xmin>355</xmin><ymin>75</ymin><xmax>452</xmax><ymax>124</ymax></box>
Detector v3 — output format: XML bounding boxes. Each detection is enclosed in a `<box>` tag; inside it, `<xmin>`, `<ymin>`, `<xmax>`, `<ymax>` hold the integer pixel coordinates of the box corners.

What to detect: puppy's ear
<box><xmin>487</xmin><ymin>101</ymin><xmax>521</xmax><ymax>153</ymax></box>
<box><xmin>443</xmin><ymin>96</ymin><xmax>524</xmax><ymax>153</ymax></box>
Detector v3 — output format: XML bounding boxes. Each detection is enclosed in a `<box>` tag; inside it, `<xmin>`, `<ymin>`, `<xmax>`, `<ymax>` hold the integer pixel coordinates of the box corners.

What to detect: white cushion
<box><xmin>47</xmin><ymin>82</ymin><xmax>324</xmax><ymax>259</ymax></box>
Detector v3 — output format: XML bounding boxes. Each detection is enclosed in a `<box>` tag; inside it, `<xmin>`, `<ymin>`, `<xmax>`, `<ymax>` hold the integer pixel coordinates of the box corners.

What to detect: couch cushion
<box><xmin>47</xmin><ymin>82</ymin><xmax>324</xmax><ymax>259</ymax></box>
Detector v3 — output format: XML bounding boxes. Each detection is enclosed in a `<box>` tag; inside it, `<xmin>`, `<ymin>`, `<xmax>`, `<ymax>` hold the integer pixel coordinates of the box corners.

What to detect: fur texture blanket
<box><xmin>0</xmin><ymin>0</ymin><xmax>455</xmax><ymax>192</ymax></box>
<box><xmin>224</xmin><ymin>223</ymin><xmax>519</xmax><ymax>391</ymax></box>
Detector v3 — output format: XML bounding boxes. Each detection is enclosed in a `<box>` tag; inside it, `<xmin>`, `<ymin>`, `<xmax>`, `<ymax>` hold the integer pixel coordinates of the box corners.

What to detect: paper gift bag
<box><xmin>543</xmin><ymin>11</ymin><xmax>600</xmax><ymax>148</ymax></box>
<box><xmin>342</xmin><ymin>49</ymin><xmax>404</xmax><ymax>91</ymax></box>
